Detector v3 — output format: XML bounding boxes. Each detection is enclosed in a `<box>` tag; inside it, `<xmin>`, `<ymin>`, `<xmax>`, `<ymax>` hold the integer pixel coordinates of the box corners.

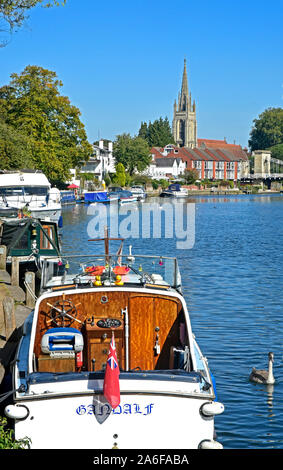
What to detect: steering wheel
<box><xmin>45</xmin><ymin>295</ymin><xmax>82</xmax><ymax>327</ymax></box>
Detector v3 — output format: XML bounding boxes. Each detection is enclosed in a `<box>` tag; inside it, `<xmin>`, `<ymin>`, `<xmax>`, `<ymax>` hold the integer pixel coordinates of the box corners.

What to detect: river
<box><xmin>60</xmin><ymin>193</ymin><xmax>283</xmax><ymax>449</ymax></box>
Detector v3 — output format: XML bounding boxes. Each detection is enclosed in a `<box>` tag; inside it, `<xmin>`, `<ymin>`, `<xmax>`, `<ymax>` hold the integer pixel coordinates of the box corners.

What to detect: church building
<box><xmin>172</xmin><ymin>59</ymin><xmax>197</xmax><ymax>148</ymax></box>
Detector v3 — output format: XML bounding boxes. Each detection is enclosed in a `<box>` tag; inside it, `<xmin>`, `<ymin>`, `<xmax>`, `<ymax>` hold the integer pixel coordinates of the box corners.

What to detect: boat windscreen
<box><xmin>41</xmin><ymin>253</ymin><xmax>181</xmax><ymax>289</ymax></box>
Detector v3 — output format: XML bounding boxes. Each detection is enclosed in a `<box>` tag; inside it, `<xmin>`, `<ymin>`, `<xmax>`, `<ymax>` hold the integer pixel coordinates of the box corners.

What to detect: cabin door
<box><xmin>128</xmin><ymin>295</ymin><xmax>179</xmax><ymax>371</ymax></box>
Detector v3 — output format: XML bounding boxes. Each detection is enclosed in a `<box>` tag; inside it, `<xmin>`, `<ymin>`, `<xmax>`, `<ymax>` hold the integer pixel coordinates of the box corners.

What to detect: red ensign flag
<box><xmin>103</xmin><ymin>332</ymin><xmax>120</xmax><ymax>409</ymax></box>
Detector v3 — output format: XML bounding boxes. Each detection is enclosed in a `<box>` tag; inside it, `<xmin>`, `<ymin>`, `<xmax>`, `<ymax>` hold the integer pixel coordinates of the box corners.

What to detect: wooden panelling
<box><xmin>129</xmin><ymin>296</ymin><xmax>154</xmax><ymax>370</ymax></box>
<box><xmin>153</xmin><ymin>297</ymin><xmax>179</xmax><ymax>369</ymax></box>
<box><xmin>37</xmin><ymin>355</ymin><xmax>76</xmax><ymax>373</ymax></box>
<box><xmin>129</xmin><ymin>295</ymin><xmax>180</xmax><ymax>371</ymax></box>
<box><xmin>85</xmin><ymin>322</ymin><xmax>124</xmax><ymax>371</ymax></box>
<box><xmin>34</xmin><ymin>290</ymin><xmax>184</xmax><ymax>372</ymax></box>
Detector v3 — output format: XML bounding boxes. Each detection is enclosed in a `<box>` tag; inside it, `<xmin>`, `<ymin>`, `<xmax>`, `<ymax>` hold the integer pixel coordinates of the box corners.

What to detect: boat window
<box><xmin>40</xmin><ymin>225</ymin><xmax>56</xmax><ymax>250</ymax></box>
<box><xmin>0</xmin><ymin>187</ymin><xmax>23</xmax><ymax>196</ymax></box>
<box><xmin>0</xmin><ymin>186</ymin><xmax>48</xmax><ymax>196</ymax></box>
<box><xmin>23</xmin><ymin>186</ymin><xmax>48</xmax><ymax>196</ymax></box>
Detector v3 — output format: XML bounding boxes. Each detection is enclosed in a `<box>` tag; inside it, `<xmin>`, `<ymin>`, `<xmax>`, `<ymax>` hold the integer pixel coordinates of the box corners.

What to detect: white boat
<box><xmin>106</xmin><ymin>189</ymin><xmax>137</xmax><ymax>204</ymax></box>
<box><xmin>160</xmin><ymin>183</ymin><xmax>188</xmax><ymax>198</ymax></box>
<box><xmin>118</xmin><ymin>190</ymin><xmax>137</xmax><ymax>204</ymax></box>
<box><xmin>130</xmin><ymin>185</ymin><xmax>147</xmax><ymax>200</ymax></box>
<box><xmin>0</xmin><ymin>170</ymin><xmax>61</xmax><ymax>221</ymax></box>
<box><xmin>3</xmin><ymin>232</ymin><xmax>224</xmax><ymax>449</ymax></box>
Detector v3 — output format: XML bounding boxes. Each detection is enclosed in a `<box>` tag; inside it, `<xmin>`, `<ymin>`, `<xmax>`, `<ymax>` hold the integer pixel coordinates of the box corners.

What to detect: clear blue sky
<box><xmin>0</xmin><ymin>0</ymin><xmax>282</xmax><ymax>148</ymax></box>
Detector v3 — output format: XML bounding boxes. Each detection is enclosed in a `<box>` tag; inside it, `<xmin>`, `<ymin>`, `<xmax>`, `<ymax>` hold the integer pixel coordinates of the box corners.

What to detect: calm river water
<box><xmin>60</xmin><ymin>194</ymin><xmax>283</xmax><ymax>449</ymax></box>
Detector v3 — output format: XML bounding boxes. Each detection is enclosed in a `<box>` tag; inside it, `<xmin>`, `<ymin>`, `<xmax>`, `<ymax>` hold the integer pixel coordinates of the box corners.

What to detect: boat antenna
<box><xmin>88</xmin><ymin>226</ymin><xmax>124</xmax><ymax>263</ymax></box>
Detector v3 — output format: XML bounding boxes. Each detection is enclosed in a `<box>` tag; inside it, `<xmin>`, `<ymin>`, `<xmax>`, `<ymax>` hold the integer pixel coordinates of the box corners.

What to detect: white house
<box><xmin>68</xmin><ymin>140</ymin><xmax>116</xmax><ymax>185</ymax></box>
<box><xmin>145</xmin><ymin>157</ymin><xmax>186</xmax><ymax>179</ymax></box>
<box><xmin>80</xmin><ymin>140</ymin><xmax>115</xmax><ymax>181</ymax></box>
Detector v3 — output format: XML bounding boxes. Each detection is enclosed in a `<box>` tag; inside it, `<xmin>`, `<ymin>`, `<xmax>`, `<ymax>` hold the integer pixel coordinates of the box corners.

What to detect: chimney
<box><xmin>108</xmin><ymin>142</ymin><xmax>113</xmax><ymax>152</ymax></box>
<box><xmin>99</xmin><ymin>139</ymin><xmax>104</xmax><ymax>149</ymax></box>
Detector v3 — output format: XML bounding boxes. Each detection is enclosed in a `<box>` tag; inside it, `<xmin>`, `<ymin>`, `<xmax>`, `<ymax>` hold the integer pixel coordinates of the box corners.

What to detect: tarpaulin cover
<box><xmin>84</xmin><ymin>192</ymin><xmax>107</xmax><ymax>202</ymax></box>
<box><xmin>0</xmin><ymin>219</ymin><xmax>31</xmax><ymax>254</ymax></box>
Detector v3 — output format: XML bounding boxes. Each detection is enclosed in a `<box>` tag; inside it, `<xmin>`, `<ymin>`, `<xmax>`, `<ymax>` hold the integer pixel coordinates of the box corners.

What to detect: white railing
<box><xmin>246</xmin><ymin>173</ymin><xmax>283</xmax><ymax>179</ymax></box>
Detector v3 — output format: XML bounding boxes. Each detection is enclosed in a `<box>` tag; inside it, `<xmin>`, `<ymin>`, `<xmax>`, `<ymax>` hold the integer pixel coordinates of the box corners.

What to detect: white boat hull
<box><xmin>119</xmin><ymin>197</ymin><xmax>137</xmax><ymax>204</ymax></box>
<box><xmin>13</xmin><ymin>390</ymin><xmax>215</xmax><ymax>449</ymax></box>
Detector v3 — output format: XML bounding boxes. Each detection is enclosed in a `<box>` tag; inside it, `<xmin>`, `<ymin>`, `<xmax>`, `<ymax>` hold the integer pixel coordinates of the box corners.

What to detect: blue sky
<box><xmin>0</xmin><ymin>0</ymin><xmax>282</xmax><ymax>148</ymax></box>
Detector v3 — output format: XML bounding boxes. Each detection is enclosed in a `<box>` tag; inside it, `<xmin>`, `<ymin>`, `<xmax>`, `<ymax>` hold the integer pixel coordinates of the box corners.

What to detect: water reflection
<box><xmin>266</xmin><ymin>385</ymin><xmax>275</xmax><ymax>417</ymax></box>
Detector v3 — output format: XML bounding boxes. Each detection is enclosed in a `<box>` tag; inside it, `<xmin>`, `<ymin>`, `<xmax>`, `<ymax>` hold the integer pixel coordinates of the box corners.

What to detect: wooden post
<box><xmin>3</xmin><ymin>296</ymin><xmax>16</xmax><ymax>340</ymax></box>
<box><xmin>11</xmin><ymin>257</ymin><xmax>19</xmax><ymax>287</ymax></box>
<box><xmin>25</xmin><ymin>271</ymin><xmax>35</xmax><ymax>308</ymax></box>
<box><xmin>0</xmin><ymin>245</ymin><xmax>7</xmax><ymax>270</ymax></box>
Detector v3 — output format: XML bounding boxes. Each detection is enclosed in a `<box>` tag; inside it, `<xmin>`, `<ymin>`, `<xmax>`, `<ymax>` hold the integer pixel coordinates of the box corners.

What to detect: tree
<box><xmin>183</xmin><ymin>168</ymin><xmax>199</xmax><ymax>185</ymax></box>
<box><xmin>138</xmin><ymin>121</ymin><xmax>148</xmax><ymax>140</ymax></box>
<box><xmin>138</xmin><ymin>117</ymin><xmax>175</xmax><ymax>147</ymax></box>
<box><xmin>113</xmin><ymin>133</ymin><xmax>151</xmax><ymax>175</ymax></box>
<box><xmin>112</xmin><ymin>162</ymin><xmax>126</xmax><ymax>187</ymax></box>
<box><xmin>0</xmin><ymin>121</ymin><xmax>33</xmax><ymax>169</ymax></box>
<box><xmin>268</xmin><ymin>143</ymin><xmax>283</xmax><ymax>161</ymax></box>
<box><xmin>0</xmin><ymin>65</ymin><xmax>93</xmax><ymax>183</ymax></box>
<box><xmin>249</xmin><ymin>107</ymin><xmax>283</xmax><ymax>151</ymax></box>
<box><xmin>0</xmin><ymin>0</ymin><xmax>66</xmax><ymax>46</ymax></box>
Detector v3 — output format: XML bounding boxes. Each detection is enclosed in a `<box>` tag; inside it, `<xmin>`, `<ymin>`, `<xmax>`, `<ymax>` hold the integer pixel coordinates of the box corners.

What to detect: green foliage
<box><xmin>138</xmin><ymin>117</ymin><xmax>175</xmax><ymax>148</ymax></box>
<box><xmin>0</xmin><ymin>1</ymin><xmax>66</xmax><ymax>46</ymax></box>
<box><xmin>112</xmin><ymin>162</ymin><xmax>126</xmax><ymax>187</ymax></box>
<box><xmin>249</xmin><ymin>107</ymin><xmax>283</xmax><ymax>151</ymax></box>
<box><xmin>103</xmin><ymin>173</ymin><xmax>111</xmax><ymax>187</ymax></box>
<box><xmin>268</xmin><ymin>143</ymin><xmax>283</xmax><ymax>161</ymax></box>
<box><xmin>0</xmin><ymin>416</ymin><xmax>30</xmax><ymax>448</ymax></box>
<box><xmin>0</xmin><ymin>65</ymin><xmax>93</xmax><ymax>183</ymax></box>
<box><xmin>158</xmin><ymin>179</ymin><xmax>169</xmax><ymax>189</ymax></box>
<box><xmin>131</xmin><ymin>174</ymin><xmax>151</xmax><ymax>186</ymax></box>
<box><xmin>113</xmin><ymin>133</ymin><xmax>151</xmax><ymax>176</ymax></box>
<box><xmin>0</xmin><ymin>121</ymin><xmax>33</xmax><ymax>168</ymax></box>
<box><xmin>183</xmin><ymin>168</ymin><xmax>199</xmax><ymax>184</ymax></box>
<box><xmin>151</xmin><ymin>179</ymin><xmax>159</xmax><ymax>190</ymax></box>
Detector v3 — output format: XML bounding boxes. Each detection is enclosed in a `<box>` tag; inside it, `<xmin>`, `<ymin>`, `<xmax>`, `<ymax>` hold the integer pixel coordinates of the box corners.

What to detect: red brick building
<box><xmin>150</xmin><ymin>140</ymin><xmax>249</xmax><ymax>180</ymax></box>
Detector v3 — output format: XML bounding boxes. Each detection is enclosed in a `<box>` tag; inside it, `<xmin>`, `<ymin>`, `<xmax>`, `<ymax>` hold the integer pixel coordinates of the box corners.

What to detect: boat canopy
<box><xmin>0</xmin><ymin>171</ymin><xmax>51</xmax><ymax>188</ymax></box>
<box><xmin>168</xmin><ymin>183</ymin><xmax>181</xmax><ymax>191</ymax></box>
<box><xmin>0</xmin><ymin>218</ymin><xmax>60</xmax><ymax>257</ymax></box>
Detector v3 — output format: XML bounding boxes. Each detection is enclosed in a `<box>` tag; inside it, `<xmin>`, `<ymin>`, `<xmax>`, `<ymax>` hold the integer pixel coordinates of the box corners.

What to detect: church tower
<box><xmin>172</xmin><ymin>59</ymin><xmax>197</xmax><ymax>148</ymax></box>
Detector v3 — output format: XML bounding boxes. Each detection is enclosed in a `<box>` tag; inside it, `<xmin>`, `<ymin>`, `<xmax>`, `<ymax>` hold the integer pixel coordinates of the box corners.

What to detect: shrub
<box><xmin>0</xmin><ymin>416</ymin><xmax>30</xmax><ymax>449</ymax></box>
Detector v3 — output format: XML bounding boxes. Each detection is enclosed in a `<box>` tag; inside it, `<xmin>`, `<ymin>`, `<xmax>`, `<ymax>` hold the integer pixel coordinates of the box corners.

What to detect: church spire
<box><xmin>179</xmin><ymin>58</ymin><xmax>189</xmax><ymax>112</ymax></box>
<box><xmin>181</xmin><ymin>58</ymin><xmax>189</xmax><ymax>98</ymax></box>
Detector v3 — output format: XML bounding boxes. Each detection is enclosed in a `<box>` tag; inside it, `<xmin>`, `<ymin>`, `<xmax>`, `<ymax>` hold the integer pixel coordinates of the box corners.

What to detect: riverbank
<box><xmin>0</xmin><ymin>270</ymin><xmax>32</xmax><ymax>384</ymax></box>
<box><xmin>146</xmin><ymin>189</ymin><xmax>282</xmax><ymax>197</ymax></box>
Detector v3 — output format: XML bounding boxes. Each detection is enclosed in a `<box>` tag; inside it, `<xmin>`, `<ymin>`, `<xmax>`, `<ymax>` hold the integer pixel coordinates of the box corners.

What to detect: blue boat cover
<box><xmin>168</xmin><ymin>184</ymin><xmax>181</xmax><ymax>191</ymax></box>
<box><xmin>84</xmin><ymin>191</ymin><xmax>107</xmax><ymax>202</ymax></box>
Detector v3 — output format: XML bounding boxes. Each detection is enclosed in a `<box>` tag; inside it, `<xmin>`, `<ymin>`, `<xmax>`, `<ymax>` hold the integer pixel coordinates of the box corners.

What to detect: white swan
<box><xmin>249</xmin><ymin>352</ymin><xmax>275</xmax><ymax>385</ymax></box>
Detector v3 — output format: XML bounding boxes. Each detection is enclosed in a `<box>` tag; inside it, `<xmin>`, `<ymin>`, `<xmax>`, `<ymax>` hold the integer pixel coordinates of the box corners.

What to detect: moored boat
<box><xmin>0</xmin><ymin>215</ymin><xmax>62</xmax><ymax>293</ymax></box>
<box><xmin>118</xmin><ymin>190</ymin><xmax>137</xmax><ymax>204</ymax></box>
<box><xmin>160</xmin><ymin>183</ymin><xmax>188</xmax><ymax>198</ymax></box>
<box><xmin>130</xmin><ymin>185</ymin><xmax>147</xmax><ymax>200</ymax></box>
<box><xmin>2</xmin><ymin>230</ymin><xmax>224</xmax><ymax>449</ymax></box>
<box><xmin>84</xmin><ymin>191</ymin><xmax>108</xmax><ymax>204</ymax></box>
<box><xmin>0</xmin><ymin>170</ymin><xmax>61</xmax><ymax>222</ymax></box>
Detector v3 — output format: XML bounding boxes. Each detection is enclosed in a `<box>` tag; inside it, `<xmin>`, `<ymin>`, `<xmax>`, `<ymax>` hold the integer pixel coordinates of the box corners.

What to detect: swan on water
<box><xmin>249</xmin><ymin>352</ymin><xmax>275</xmax><ymax>385</ymax></box>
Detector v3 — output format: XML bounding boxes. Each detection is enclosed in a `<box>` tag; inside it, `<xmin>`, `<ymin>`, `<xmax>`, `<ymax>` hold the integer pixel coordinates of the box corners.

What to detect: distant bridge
<box><xmin>242</xmin><ymin>152</ymin><xmax>283</xmax><ymax>184</ymax></box>
<box><xmin>246</xmin><ymin>173</ymin><xmax>283</xmax><ymax>180</ymax></box>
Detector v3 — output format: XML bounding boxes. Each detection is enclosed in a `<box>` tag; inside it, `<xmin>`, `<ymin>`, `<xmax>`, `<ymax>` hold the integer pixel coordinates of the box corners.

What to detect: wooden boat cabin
<box><xmin>29</xmin><ymin>254</ymin><xmax>198</xmax><ymax>377</ymax></box>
